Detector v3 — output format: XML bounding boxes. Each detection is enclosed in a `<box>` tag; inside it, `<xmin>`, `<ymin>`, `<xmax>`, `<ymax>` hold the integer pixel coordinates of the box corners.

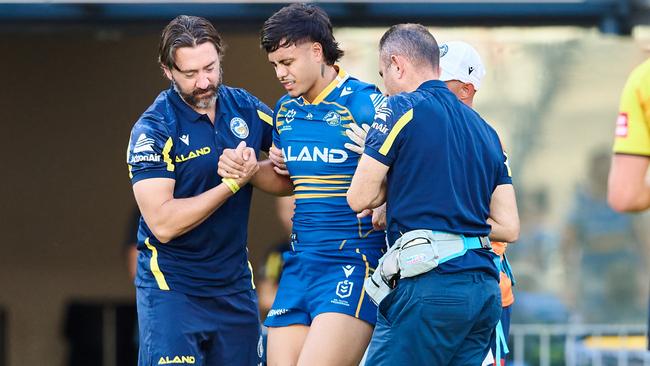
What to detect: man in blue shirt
<box><xmin>348</xmin><ymin>24</ymin><xmax>519</xmax><ymax>365</ymax></box>
<box><xmin>127</xmin><ymin>15</ymin><xmax>289</xmax><ymax>366</ymax></box>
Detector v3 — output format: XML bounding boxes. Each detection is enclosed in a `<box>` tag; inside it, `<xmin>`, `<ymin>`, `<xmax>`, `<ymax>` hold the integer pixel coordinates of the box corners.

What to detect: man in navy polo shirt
<box><xmin>126</xmin><ymin>15</ymin><xmax>290</xmax><ymax>366</ymax></box>
<box><xmin>347</xmin><ymin>24</ymin><xmax>519</xmax><ymax>365</ymax></box>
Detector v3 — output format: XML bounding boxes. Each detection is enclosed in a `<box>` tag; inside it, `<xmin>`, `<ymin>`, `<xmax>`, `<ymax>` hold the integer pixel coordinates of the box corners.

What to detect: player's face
<box><xmin>164</xmin><ymin>42</ymin><xmax>222</xmax><ymax>110</ymax></box>
<box><xmin>267</xmin><ymin>42</ymin><xmax>321</xmax><ymax>99</ymax></box>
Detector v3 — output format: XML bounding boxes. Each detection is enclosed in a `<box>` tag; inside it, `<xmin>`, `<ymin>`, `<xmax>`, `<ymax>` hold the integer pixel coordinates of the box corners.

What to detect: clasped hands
<box><xmin>218</xmin><ymin>141</ymin><xmax>260</xmax><ymax>186</ymax></box>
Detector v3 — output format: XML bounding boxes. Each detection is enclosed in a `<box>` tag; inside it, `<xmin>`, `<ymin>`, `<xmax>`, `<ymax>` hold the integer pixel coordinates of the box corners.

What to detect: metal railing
<box><xmin>509</xmin><ymin>323</ymin><xmax>649</xmax><ymax>366</ymax></box>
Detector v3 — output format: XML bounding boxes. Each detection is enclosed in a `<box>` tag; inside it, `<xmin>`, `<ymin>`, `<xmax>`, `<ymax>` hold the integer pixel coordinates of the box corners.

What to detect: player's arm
<box><xmin>487</xmin><ymin>184</ymin><xmax>519</xmax><ymax>243</ymax></box>
<box><xmin>134</xmin><ymin>142</ymin><xmax>259</xmax><ymax>243</ymax></box>
<box><xmin>608</xmin><ymin>67</ymin><xmax>650</xmax><ymax>212</ymax></box>
<box><xmin>347</xmin><ymin>154</ymin><xmax>388</xmax><ymax>212</ymax></box>
<box><xmin>608</xmin><ymin>154</ymin><xmax>650</xmax><ymax>212</ymax></box>
<box><xmin>218</xmin><ymin>146</ymin><xmax>293</xmax><ymax>196</ymax></box>
<box><xmin>250</xmin><ymin>159</ymin><xmax>293</xmax><ymax>196</ymax></box>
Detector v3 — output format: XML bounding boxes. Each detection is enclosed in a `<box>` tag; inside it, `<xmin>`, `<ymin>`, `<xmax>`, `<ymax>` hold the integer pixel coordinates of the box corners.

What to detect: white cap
<box><xmin>439</xmin><ymin>41</ymin><xmax>486</xmax><ymax>90</ymax></box>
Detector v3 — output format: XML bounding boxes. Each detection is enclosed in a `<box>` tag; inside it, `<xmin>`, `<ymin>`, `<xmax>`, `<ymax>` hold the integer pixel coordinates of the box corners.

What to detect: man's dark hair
<box><xmin>158</xmin><ymin>15</ymin><xmax>225</xmax><ymax>70</ymax></box>
<box><xmin>379</xmin><ymin>24</ymin><xmax>439</xmax><ymax>71</ymax></box>
<box><xmin>260</xmin><ymin>3</ymin><xmax>343</xmax><ymax>65</ymax></box>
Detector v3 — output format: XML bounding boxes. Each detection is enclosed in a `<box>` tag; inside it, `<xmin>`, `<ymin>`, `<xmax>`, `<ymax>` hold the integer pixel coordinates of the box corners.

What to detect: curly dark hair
<box><xmin>260</xmin><ymin>3</ymin><xmax>343</xmax><ymax>65</ymax></box>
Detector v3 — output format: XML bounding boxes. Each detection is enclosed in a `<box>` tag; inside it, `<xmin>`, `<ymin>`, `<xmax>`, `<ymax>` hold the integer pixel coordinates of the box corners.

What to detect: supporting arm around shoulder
<box><xmin>608</xmin><ymin>154</ymin><xmax>650</xmax><ymax>212</ymax></box>
<box><xmin>347</xmin><ymin>154</ymin><xmax>389</xmax><ymax>212</ymax></box>
<box><xmin>487</xmin><ymin>184</ymin><xmax>520</xmax><ymax>243</ymax></box>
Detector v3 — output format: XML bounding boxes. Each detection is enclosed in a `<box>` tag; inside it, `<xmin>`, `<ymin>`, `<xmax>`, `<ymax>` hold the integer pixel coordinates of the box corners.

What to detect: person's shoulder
<box><xmin>630</xmin><ymin>58</ymin><xmax>650</xmax><ymax>79</ymax></box>
<box><xmin>386</xmin><ymin>91</ymin><xmax>416</xmax><ymax>114</ymax></box>
<box><xmin>218</xmin><ymin>85</ymin><xmax>265</xmax><ymax>110</ymax></box>
<box><xmin>624</xmin><ymin>58</ymin><xmax>650</xmax><ymax>93</ymax></box>
<box><xmin>134</xmin><ymin>90</ymin><xmax>174</xmax><ymax>132</ymax></box>
<box><xmin>344</xmin><ymin>76</ymin><xmax>381</xmax><ymax>95</ymax></box>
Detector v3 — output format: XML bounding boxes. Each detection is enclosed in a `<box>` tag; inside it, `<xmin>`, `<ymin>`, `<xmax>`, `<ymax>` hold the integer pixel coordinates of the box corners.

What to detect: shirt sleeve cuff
<box><xmin>131</xmin><ymin>170</ymin><xmax>175</xmax><ymax>185</ymax></box>
<box><xmin>364</xmin><ymin>146</ymin><xmax>391</xmax><ymax>166</ymax></box>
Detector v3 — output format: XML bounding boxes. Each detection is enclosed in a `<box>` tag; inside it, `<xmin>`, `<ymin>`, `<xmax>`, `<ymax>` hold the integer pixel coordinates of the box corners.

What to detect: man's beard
<box><xmin>173</xmin><ymin>72</ymin><xmax>222</xmax><ymax>109</ymax></box>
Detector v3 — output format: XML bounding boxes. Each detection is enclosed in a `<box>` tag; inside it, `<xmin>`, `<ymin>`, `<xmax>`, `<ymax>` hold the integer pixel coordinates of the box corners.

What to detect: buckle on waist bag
<box><xmin>478</xmin><ymin>236</ymin><xmax>491</xmax><ymax>249</ymax></box>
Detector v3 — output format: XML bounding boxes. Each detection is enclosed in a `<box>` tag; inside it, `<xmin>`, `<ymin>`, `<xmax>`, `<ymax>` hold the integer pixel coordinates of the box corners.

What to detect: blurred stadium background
<box><xmin>1</xmin><ymin>1</ymin><xmax>650</xmax><ymax>365</ymax></box>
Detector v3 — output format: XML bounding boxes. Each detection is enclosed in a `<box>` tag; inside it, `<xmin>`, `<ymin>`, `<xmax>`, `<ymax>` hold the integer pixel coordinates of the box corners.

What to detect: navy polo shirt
<box><xmin>127</xmin><ymin>85</ymin><xmax>273</xmax><ymax>296</ymax></box>
<box><xmin>364</xmin><ymin>80</ymin><xmax>512</xmax><ymax>277</ymax></box>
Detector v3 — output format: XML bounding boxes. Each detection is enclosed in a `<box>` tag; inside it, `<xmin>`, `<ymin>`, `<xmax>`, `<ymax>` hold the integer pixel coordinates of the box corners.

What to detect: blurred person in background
<box><xmin>608</xmin><ymin>57</ymin><xmax>650</xmax><ymax>213</ymax></box>
<box><xmin>565</xmin><ymin>150</ymin><xmax>646</xmax><ymax>323</ymax></box>
<box><xmin>608</xmin><ymin>57</ymin><xmax>650</xmax><ymax>346</ymax></box>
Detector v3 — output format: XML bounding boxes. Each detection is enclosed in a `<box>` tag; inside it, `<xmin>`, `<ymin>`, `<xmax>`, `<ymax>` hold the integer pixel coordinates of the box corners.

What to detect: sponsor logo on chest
<box><xmin>283</xmin><ymin>145</ymin><xmax>348</xmax><ymax>163</ymax></box>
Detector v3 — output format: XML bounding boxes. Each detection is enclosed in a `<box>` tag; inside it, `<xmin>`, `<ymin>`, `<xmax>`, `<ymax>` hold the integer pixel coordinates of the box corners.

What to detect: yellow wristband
<box><xmin>222</xmin><ymin>178</ymin><xmax>240</xmax><ymax>194</ymax></box>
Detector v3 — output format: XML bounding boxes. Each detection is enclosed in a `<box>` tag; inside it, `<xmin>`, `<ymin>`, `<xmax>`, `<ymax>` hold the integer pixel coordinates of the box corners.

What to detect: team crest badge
<box><xmin>336</xmin><ymin>280</ymin><xmax>354</xmax><ymax>298</ymax></box>
<box><xmin>230</xmin><ymin>117</ymin><xmax>249</xmax><ymax>139</ymax></box>
<box><xmin>324</xmin><ymin>111</ymin><xmax>341</xmax><ymax>127</ymax></box>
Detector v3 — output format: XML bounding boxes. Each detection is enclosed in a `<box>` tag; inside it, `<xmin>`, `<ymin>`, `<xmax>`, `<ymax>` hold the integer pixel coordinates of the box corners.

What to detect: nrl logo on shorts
<box><xmin>229</xmin><ymin>117</ymin><xmax>249</xmax><ymax>139</ymax></box>
<box><xmin>336</xmin><ymin>279</ymin><xmax>354</xmax><ymax>298</ymax></box>
<box><xmin>324</xmin><ymin>111</ymin><xmax>341</xmax><ymax>127</ymax></box>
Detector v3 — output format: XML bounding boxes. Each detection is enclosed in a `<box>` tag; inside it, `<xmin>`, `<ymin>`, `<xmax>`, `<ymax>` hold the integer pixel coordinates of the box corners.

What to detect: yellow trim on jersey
<box><xmin>257</xmin><ymin>110</ymin><xmax>273</xmax><ymax>126</ymax></box>
<box><xmin>248</xmin><ymin>260</ymin><xmax>256</xmax><ymax>290</ymax></box>
<box><xmin>293</xmin><ymin>178</ymin><xmax>351</xmax><ymax>185</ymax></box>
<box><xmin>294</xmin><ymin>193</ymin><xmax>347</xmax><ymax>199</ymax></box>
<box><xmin>355</xmin><ymin>249</ymin><xmax>370</xmax><ymax>318</ymax></box>
<box><xmin>379</xmin><ymin>109</ymin><xmax>414</xmax><ymax>156</ymax></box>
<box><xmin>356</xmin><ymin>218</ymin><xmax>375</xmax><ymax>239</ymax></box>
<box><xmin>294</xmin><ymin>186</ymin><xmax>349</xmax><ymax>191</ymax></box>
<box><xmin>162</xmin><ymin>137</ymin><xmax>175</xmax><ymax>172</ymax></box>
<box><xmin>613</xmin><ymin>58</ymin><xmax>650</xmax><ymax>156</ymax></box>
<box><xmin>127</xmin><ymin>135</ymin><xmax>133</xmax><ymax>178</ymax></box>
<box><xmin>339</xmin><ymin>240</ymin><xmax>347</xmax><ymax>250</ymax></box>
<box><xmin>503</xmin><ymin>151</ymin><xmax>512</xmax><ymax>177</ymax></box>
<box><xmin>305</xmin><ymin>67</ymin><xmax>348</xmax><ymax>105</ymax></box>
<box><xmin>291</xmin><ymin>174</ymin><xmax>352</xmax><ymax>179</ymax></box>
<box><xmin>145</xmin><ymin>237</ymin><xmax>170</xmax><ymax>291</ymax></box>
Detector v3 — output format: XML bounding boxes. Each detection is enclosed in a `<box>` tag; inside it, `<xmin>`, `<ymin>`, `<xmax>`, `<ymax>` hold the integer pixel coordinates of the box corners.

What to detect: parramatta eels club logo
<box><xmin>324</xmin><ymin>111</ymin><xmax>341</xmax><ymax>127</ymax></box>
<box><xmin>229</xmin><ymin>117</ymin><xmax>249</xmax><ymax>139</ymax></box>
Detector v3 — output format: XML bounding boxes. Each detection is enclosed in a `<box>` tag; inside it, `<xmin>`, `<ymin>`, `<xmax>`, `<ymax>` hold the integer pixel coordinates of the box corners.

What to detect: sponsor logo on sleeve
<box><xmin>133</xmin><ymin>133</ymin><xmax>155</xmax><ymax>153</ymax></box>
<box><xmin>615</xmin><ymin>112</ymin><xmax>628</xmax><ymax>138</ymax></box>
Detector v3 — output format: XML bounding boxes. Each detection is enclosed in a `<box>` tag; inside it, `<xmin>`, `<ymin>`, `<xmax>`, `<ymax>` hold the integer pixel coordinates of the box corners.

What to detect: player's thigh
<box><xmin>297</xmin><ymin>312</ymin><xmax>373</xmax><ymax>366</ymax></box>
<box><xmin>136</xmin><ymin>287</ymin><xmax>204</xmax><ymax>366</ymax></box>
<box><xmin>204</xmin><ymin>290</ymin><xmax>262</xmax><ymax>366</ymax></box>
<box><xmin>267</xmin><ymin>324</ymin><xmax>310</xmax><ymax>366</ymax></box>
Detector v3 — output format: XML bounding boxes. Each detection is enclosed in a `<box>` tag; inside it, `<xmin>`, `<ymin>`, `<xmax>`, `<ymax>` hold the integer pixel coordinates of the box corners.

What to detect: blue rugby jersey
<box><xmin>127</xmin><ymin>85</ymin><xmax>273</xmax><ymax>296</ymax></box>
<box><xmin>364</xmin><ymin>80</ymin><xmax>512</xmax><ymax>278</ymax></box>
<box><xmin>273</xmin><ymin>68</ymin><xmax>386</xmax><ymax>251</ymax></box>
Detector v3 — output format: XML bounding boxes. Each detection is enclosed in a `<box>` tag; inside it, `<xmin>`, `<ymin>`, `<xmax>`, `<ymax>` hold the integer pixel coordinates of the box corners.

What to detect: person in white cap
<box><xmin>440</xmin><ymin>40</ymin><xmax>514</xmax><ymax>366</ymax></box>
<box><xmin>438</xmin><ymin>40</ymin><xmax>487</xmax><ymax>108</ymax></box>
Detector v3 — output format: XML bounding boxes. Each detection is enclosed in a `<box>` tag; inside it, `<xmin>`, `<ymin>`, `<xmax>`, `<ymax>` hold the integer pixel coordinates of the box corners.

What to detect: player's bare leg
<box><xmin>297</xmin><ymin>313</ymin><xmax>373</xmax><ymax>366</ymax></box>
<box><xmin>267</xmin><ymin>324</ymin><xmax>310</xmax><ymax>366</ymax></box>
